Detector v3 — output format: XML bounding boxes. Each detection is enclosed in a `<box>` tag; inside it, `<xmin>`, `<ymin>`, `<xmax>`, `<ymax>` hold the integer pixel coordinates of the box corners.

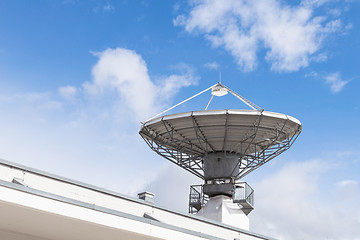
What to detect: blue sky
<box><xmin>1</xmin><ymin>1</ymin><xmax>360</xmax><ymax>239</ymax></box>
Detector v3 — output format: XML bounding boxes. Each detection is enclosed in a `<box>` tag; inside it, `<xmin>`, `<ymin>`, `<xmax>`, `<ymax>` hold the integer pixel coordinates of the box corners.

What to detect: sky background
<box><xmin>0</xmin><ymin>0</ymin><xmax>360</xmax><ymax>239</ymax></box>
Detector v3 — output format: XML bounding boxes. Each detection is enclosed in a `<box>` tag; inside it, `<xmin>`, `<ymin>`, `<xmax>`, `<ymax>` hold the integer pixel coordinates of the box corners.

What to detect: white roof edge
<box><xmin>0</xmin><ymin>158</ymin><xmax>276</xmax><ymax>239</ymax></box>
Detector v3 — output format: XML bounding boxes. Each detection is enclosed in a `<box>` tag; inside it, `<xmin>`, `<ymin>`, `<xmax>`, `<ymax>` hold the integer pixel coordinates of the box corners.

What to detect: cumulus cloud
<box><xmin>157</xmin><ymin>63</ymin><xmax>198</xmax><ymax>101</ymax></box>
<box><xmin>85</xmin><ymin>48</ymin><xmax>159</xmax><ymax>120</ymax></box>
<box><xmin>250</xmin><ymin>159</ymin><xmax>360</xmax><ymax>240</ymax></box>
<box><xmin>83</xmin><ymin>48</ymin><xmax>198</xmax><ymax>121</ymax></box>
<box><xmin>324</xmin><ymin>72</ymin><xmax>349</xmax><ymax>93</ymax></box>
<box><xmin>174</xmin><ymin>0</ymin><xmax>342</xmax><ymax>72</ymax></box>
<box><xmin>58</xmin><ymin>85</ymin><xmax>77</xmax><ymax>100</ymax></box>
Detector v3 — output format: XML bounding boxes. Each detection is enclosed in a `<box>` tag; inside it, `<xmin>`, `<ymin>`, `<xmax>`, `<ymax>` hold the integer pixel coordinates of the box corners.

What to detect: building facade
<box><xmin>0</xmin><ymin>159</ymin><xmax>274</xmax><ymax>240</ymax></box>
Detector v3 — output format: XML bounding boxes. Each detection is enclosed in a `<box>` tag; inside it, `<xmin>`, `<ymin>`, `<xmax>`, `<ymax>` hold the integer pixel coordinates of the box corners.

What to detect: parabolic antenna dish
<box><xmin>140</xmin><ymin>109</ymin><xmax>301</xmax><ymax>180</ymax></box>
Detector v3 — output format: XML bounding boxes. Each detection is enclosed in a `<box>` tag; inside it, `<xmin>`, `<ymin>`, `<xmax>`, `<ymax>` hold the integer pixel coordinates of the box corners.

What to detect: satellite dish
<box><xmin>140</xmin><ymin>109</ymin><xmax>301</xmax><ymax>180</ymax></box>
<box><xmin>139</xmin><ymin>82</ymin><xmax>301</xmax><ymax>221</ymax></box>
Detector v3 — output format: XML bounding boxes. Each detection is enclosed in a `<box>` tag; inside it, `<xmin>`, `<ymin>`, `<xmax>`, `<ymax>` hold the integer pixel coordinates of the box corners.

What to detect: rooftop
<box><xmin>0</xmin><ymin>158</ymin><xmax>275</xmax><ymax>240</ymax></box>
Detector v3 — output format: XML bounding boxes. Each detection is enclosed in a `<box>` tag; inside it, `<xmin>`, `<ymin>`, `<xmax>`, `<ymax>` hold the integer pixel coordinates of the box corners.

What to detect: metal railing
<box><xmin>189</xmin><ymin>182</ymin><xmax>254</xmax><ymax>215</ymax></box>
<box><xmin>189</xmin><ymin>185</ymin><xmax>209</xmax><ymax>214</ymax></box>
<box><xmin>233</xmin><ymin>182</ymin><xmax>254</xmax><ymax>208</ymax></box>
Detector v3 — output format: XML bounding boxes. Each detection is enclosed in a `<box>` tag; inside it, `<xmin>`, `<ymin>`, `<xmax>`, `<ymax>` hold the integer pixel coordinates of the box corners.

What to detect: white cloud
<box><xmin>204</xmin><ymin>62</ymin><xmax>220</xmax><ymax>70</ymax></box>
<box><xmin>157</xmin><ymin>63</ymin><xmax>198</xmax><ymax>101</ymax></box>
<box><xmin>336</xmin><ymin>179</ymin><xmax>360</xmax><ymax>206</ymax></box>
<box><xmin>58</xmin><ymin>85</ymin><xmax>77</xmax><ymax>100</ymax></box>
<box><xmin>143</xmin><ymin>162</ymin><xmax>200</xmax><ymax>212</ymax></box>
<box><xmin>324</xmin><ymin>72</ymin><xmax>349</xmax><ymax>93</ymax></box>
<box><xmin>250</xmin><ymin>159</ymin><xmax>360</xmax><ymax>240</ymax></box>
<box><xmin>174</xmin><ymin>0</ymin><xmax>342</xmax><ymax>72</ymax></box>
<box><xmin>86</xmin><ymin>48</ymin><xmax>159</xmax><ymax>121</ymax></box>
<box><xmin>85</xmin><ymin>48</ymin><xmax>198</xmax><ymax>121</ymax></box>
